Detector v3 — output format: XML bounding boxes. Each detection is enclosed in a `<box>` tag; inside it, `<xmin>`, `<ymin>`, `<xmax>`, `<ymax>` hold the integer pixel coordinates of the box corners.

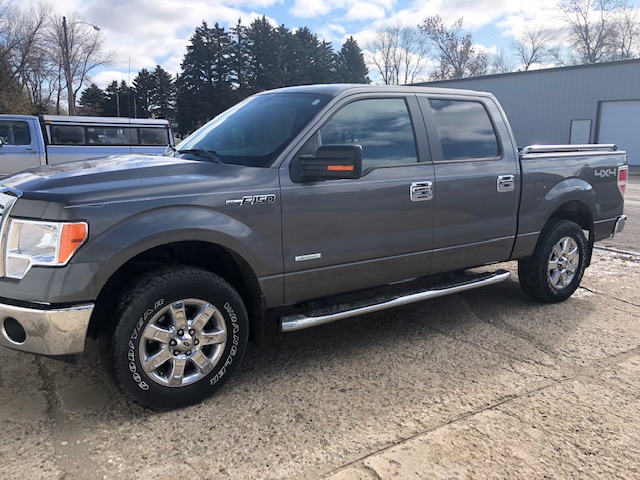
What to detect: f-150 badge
<box><xmin>226</xmin><ymin>194</ymin><xmax>276</xmax><ymax>206</ymax></box>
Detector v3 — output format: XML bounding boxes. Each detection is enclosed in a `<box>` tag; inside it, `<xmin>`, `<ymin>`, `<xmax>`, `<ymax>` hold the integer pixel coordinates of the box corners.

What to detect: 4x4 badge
<box><xmin>226</xmin><ymin>194</ymin><xmax>276</xmax><ymax>206</ymax></box>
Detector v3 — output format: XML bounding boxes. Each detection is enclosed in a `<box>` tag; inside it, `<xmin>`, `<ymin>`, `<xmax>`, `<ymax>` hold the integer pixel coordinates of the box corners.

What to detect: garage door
<box><xmin>598</xmin><ymin>100</ymin><xmax>640</xmax><ymax>166</ymax></box>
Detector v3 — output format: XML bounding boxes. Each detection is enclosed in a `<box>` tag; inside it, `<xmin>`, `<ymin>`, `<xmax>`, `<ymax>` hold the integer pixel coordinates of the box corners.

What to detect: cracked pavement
<box><xmin>1</xmin><ymin>247</ymin><xmax>639</xmax><ymax>479</ymax></box>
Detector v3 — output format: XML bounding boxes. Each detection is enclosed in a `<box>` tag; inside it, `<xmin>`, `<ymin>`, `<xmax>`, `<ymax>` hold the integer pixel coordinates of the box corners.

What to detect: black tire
<box><xmin>518</xmin><ymin>219</ymin><xmax>588</xmax><ymax>303</ymax></box>
<box><xmin>108</xmin><ymin>266</ymin><xmax>248</xmax><ymax>410</ymax></box>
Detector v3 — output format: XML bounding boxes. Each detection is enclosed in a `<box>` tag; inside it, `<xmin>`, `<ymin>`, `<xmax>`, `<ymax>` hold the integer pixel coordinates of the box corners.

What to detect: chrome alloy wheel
<box><xmin>547</xmin><ymin>236</ymin><xmax>580</xmax><ymax>290</ymax></box>
<box><xmin>139</xmin><ymin>299</ymin><xmax>227</xmax><ymax>387</ymax></box>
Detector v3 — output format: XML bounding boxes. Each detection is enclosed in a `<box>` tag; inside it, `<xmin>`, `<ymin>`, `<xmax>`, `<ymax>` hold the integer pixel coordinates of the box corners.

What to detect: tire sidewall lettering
<box><xmin>210</xmin><ymin>302</ymin><xmax>240</xmax><ymax>386</ymax></box>
<box><xmin>127</xmin><ymin>298</ymin><xmax>164</xmax><ymax>391</ymax></box>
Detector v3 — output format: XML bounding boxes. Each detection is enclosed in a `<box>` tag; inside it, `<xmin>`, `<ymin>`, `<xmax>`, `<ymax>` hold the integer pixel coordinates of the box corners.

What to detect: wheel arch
<box><xmin>546</xmin><ymin>199</ymin><xmax>595</xmax><ymax>266</ymax></box>
<box><xmin>89</xmin><ymin>240</ymin><xmax>264</xmax><ymax>346</ymax></box>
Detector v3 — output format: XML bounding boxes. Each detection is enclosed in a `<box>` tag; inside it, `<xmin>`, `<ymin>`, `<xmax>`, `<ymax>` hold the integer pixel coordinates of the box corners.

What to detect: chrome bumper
<box><xmin>0</xmin><ymin>302</ymin><xmax>94</xmax><ymax>355</ymax></box>
<box><xmin>611</xmin><ymin>215</ymin><xmax>627</xmax><ymax>237</ymax></box>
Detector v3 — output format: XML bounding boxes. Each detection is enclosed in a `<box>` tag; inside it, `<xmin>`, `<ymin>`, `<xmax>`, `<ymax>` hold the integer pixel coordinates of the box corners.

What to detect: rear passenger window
<box><xmin>429</xmin><ymin>99</ymin><xmax>499</xmax><ymax>160</ymax></box>
<box><xmin>0</xmin><ymin>121</ymin><xmax>31</xmax><ymax>145</ymax></box>
<box><xmin>320</xmin><ymin>98</ymin><xmax>417</xmax><ymax>171</ymax></box>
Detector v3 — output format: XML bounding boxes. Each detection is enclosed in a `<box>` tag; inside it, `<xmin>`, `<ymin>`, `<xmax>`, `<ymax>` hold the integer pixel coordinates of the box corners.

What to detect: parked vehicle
<box><xmin>0</xmin><ymin>85</ymin><xmax>628</xmax><ymax>409</ymax></box>
<box><xmin>0</xmin><ymin>114</ymin><xmax>174</xmax><ymax>175</ymax></box>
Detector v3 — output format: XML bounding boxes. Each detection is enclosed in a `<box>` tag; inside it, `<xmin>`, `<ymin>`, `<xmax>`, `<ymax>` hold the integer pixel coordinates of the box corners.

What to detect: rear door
<box><xmin>279</xmin><ymin>93</ymin><xmax>436</xmax><ymax>305</ymax></box>
<box><xmin>0</xmin><ymin>118</ymin><xmax>42</xmax><ymax>174</ymax></box>
<box><xmin>417</xmin><ymin>94</ymin><xmax>520</xmax><ymax>274</ymax></box>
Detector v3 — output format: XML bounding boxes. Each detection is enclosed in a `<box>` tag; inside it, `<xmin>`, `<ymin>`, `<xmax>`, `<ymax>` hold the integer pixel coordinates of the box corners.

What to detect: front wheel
<box><xmin>109</xmin><ymin>266</ymin><xmax>248</xmax><ymax>409</ymax></box>
<box><xmin>518</xmin><ymin>219</ymin><xmax>588</xmax><ymax>303</ymax></box>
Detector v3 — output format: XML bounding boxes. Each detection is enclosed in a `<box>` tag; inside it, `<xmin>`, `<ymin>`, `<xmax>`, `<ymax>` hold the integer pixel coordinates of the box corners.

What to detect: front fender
<box><xmin>74</xmin><ymin>205</ymin><xmax>282</xmax><ymax>278</ymax></box>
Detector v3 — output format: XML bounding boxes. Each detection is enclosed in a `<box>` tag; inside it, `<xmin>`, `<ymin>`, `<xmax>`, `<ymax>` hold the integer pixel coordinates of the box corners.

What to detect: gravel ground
<box><xmin>1</xmin><ymin>248</ymin><xmax>639</xmax><ymax>480</ymax></box>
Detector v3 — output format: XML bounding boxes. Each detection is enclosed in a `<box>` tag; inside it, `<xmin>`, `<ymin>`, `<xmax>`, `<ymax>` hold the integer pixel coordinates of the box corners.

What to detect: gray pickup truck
<box><xmin>0</xmin><ymin>85</ymin><xmax>628</xmax><ymax>409</ymax></box>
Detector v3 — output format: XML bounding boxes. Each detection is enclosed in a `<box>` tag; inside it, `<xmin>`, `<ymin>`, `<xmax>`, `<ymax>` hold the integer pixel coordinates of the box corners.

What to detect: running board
<box><xmin>280</xmin><ymin>269</ymin><xmax>511</xmax><ymax>332</ymax></box>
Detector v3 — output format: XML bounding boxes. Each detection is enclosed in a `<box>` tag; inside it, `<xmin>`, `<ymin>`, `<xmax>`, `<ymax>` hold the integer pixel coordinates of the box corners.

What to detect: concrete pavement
<box><xmin>1</xmin><ymin>248</ymin><xmax>639</xmax><ymax>479</ymax></box>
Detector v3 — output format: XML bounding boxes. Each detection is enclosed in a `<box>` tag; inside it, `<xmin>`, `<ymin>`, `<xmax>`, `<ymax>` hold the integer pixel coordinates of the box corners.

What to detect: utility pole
<box><xmin>62</xmin><ymin>16</ymin><xmax>74</xmax><ymax>116</ymax></box>
<box><xmin>61</xmin><ymin>16</ymin><xmax>100</xmax><ymax>116</ymax></box>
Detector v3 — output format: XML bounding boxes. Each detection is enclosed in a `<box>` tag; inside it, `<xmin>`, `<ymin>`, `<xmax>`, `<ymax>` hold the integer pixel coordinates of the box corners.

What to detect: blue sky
<box><xmin>51</xmin><ymin>0</ymin><xmax>640</xmax><ymax>86</ymax></box>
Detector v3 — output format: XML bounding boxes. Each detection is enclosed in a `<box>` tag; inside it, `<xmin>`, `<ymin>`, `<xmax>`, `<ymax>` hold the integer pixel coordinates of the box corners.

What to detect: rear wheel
<box><xmin>518</xmin><ymin>219</ymin><xmax>588</xmax><ymax>303</ymax></box>
<box><xmin>109</xmin><ymin>266</ymin><xmax>248</xmax><ymax>409</ymax></box>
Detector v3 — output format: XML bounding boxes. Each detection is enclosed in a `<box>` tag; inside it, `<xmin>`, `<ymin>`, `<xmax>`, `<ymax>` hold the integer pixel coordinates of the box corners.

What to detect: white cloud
<box><xmin>59</xmin><ymin>0</ymin><xmax>629</xmax><ymax>91</ymax></box>
<box><xmin>345</xmin><ymin>3</ymin><xmax>387</xmax><ymax>21</ymax></box>
<box><xmin>90</xmin><ymin>70</ymin><xmax>129</xmax><ymax>88</ymax></box>
<box><xmin>290</xmin><ymin>0</ymin><xmax>332</xmax><ymax>17</ymax></box>
<box><xmin>71</xmin><ymin>0</ymin><xmax>272</xmax><ymax>84</ymax></box>
<box><xmin>316</xmin><ymin>23</ymin><xmax>347</xmax><ymax>43</ymax></box>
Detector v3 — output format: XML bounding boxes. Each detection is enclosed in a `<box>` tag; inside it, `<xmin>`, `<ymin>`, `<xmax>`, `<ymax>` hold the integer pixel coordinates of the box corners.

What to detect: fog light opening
<box><xmin>3</xmin><ymin>317</ymin><xmax>26</xmax><ymax>344</ymax></box>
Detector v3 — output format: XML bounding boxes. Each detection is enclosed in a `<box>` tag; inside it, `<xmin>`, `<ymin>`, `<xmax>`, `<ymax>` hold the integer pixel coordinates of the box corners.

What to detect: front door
<box><xmin>0</xmin><ymin>119</ymin><xmax>41</xmax><ymax>175</ymax></box>
<box><xmin>279</xmin><ymin>95</ymin><xmax>436</xmax><ymax>305</ymax></box>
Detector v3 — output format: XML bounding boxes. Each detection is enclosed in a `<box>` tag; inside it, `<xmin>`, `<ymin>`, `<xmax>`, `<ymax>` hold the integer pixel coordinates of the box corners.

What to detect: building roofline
<box><xmin>414</xmin><ymin>58</ymin><xmax>640</xmax><ymax>85</ymax></box>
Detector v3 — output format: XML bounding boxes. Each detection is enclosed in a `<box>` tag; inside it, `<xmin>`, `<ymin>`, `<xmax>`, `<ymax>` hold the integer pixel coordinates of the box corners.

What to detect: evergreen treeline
<box><xmin>79</xmin><ymin>18</ymin><xmax>369</xmax><ymax>135</ymax></box>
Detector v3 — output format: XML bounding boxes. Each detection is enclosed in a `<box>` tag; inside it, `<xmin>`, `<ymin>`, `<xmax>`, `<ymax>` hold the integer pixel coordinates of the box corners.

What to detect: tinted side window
<box><xmin>0</xmin><ymin>121</ymin><xmax>32</xmax><ymax>145</ymax></box>
<box><xmin>320</xmin><ymin>98</ymin><xmax>417</xmax><ymax>170</ymax></box>
<box><xmin>139</xmin><ymin>128</ymin><xmax>170</xmax><ymax>145</ymax></box>
<box><xmin>86</xmin><ymin>126</ymin><xmax>137</xmax><ymax>145</ymax></box>
<box><xmin>429</xmin><ymin>99</ymin><xmax>499</xmax><ymax>160</ymax></box>
<box><xmin>51</xmin><ymin>125</ymin><xmax>86</xmax><ymax>145</ymax></box>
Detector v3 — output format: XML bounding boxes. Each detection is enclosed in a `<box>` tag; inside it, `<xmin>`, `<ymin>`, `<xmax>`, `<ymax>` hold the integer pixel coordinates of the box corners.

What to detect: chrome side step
<box><xmin>280</xmin><ymin>269</ymin><xmax>511</xmax><ymax>332</ymax></box>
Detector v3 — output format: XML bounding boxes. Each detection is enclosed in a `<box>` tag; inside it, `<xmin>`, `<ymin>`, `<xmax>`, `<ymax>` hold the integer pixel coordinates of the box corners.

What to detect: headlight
<box><xmin>5</xmin><ymin>220</ymin><xmax>88</xmax><ymax>279</ymax></box>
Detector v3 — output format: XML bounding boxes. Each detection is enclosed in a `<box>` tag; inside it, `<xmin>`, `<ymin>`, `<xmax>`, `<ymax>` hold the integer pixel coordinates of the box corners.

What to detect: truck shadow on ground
<box><xmin>44</xmin><ymin>277</ymin><xmax>591</xmax><ymax>419</ymax></box>
<box><xmin>45</xmin><ymin>280</ymin><xmax>589</xmax><ymax>416</ymax></box>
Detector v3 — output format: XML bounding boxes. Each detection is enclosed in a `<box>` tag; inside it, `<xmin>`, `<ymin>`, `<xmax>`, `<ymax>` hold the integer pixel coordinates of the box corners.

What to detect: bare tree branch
<box><xmin>558</xmin><ymin>0</ymin><xmax>635</xmax><ymax>63</ymax></box>
<box><xmin>48</xmin><ymin>13</ymin><xmax>114</xmax><ymax>114</ymax></box>
<box><xmin>511</xmin><ymin>25</ymin><xmax>555</xmax><ymax>70</ymax></box>
<box><xmin>365</xmin><ymin>22</ymin><xmax>428</xmax><ymax>85</ymax></box>
<box><xmin>419</xmin><ymin>15</ymin><xmax>488</xmax><ymax>80</ymax></box>
<box><xmin>490</xmin><ymin>47</ymin><xmax>516</xmax><ymax>74</ymax></box>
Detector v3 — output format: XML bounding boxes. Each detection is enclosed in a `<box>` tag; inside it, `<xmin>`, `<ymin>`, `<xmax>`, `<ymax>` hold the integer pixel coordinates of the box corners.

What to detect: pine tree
<box><xmin>337</xmin><ymin>36</ymin><xmax>370</xmax><ymax>83</ymax></box>
<box><xmin>230</xmin><ymin>19</ymin><xmax>251</xmax><ymax>97</ymax></box>
<box><xmin>78</xmin><ymin>83</ymin><xmax>106</xmax><ymax>116</ymax></box>
<box><xmin>132</xmin><ymin>68</ymin><xmax>155</xmax><ymax>117</ymax></box>
<box><xmin>150</xmin><ymin>65</ymin><xmax>176</xmax><ymax>120</ymax></box>
<box><xmin>177</xmin><ymin>21</ymin><xmax>234</xmax><ymax>135</ymax></box>
<box><xmin>246</xmin><ymin>16</ymin><xmax>286</xmax><ymax>91</ymax></box>
<box><xmin>289</xmin><ymin>27</ymin><xmax>338</xmax><ymax>85</ymax></box>
<box><xmin>101</xmin><ymin>81</ymin><xmax>134</xmax><ymax>117</ymax></box>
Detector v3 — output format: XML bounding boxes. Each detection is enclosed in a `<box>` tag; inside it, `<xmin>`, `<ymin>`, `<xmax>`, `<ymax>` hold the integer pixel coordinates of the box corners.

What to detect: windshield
<box><xmin>175</xmin><ymin>92</ymin><xmax>332</xmax><ymax>167</ymax></box>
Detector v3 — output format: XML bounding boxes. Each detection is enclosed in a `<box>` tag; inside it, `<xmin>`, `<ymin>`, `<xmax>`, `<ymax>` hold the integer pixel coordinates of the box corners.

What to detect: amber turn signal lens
<box><xmin>327</xmin><ymin>165</ymin><xmax>354</xmax><ymax>171</ymax></box>
<box><xmin>58</xmin><ymin>223</ymin><xmax>88</xmax><ymax>264</ymax></box>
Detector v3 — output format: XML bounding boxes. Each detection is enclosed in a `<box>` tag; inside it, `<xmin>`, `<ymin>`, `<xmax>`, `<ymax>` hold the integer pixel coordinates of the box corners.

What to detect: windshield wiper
<box><xmin>176</xmin><ymin>148</ymin><xmax>223</xmax><ymax>164</ymax></box>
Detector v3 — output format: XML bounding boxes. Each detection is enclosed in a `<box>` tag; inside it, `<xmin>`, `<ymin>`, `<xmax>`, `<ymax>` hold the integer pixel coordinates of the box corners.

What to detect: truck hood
<box><xmin>0</xmin><ymin>155</ymin><xmax>242</xmax><ymax>204</ymax></box>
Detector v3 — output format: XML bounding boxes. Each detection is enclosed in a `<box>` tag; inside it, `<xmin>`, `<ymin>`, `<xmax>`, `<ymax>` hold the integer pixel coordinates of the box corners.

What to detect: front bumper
<box><xmin>0</xmin><ymin>302</ymin><xmax>94</xmax><ymax>355</ymax></box>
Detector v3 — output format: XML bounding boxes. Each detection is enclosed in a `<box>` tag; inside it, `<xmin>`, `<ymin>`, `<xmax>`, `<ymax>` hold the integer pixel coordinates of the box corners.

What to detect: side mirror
<box><xmin>0</xmin><ymin>137</ymin><xmax>4</xmax><ymax>147</ymax></box>
<box><xmin>291</xmin><ymin>144</ymin><xmax>363</xmax><ymax>183</ymax></box>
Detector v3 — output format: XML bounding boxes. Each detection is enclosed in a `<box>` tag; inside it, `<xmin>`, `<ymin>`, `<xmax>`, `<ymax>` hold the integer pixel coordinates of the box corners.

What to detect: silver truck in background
<box><xmin>0</xmin><ymin>114</ymin><xmax>174</xmax><ymax>175</ymax></box>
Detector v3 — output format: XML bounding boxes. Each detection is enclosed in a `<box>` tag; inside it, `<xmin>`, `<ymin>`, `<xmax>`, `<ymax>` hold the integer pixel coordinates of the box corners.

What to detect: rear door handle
<box><xmin>497</xmin><ymin>175</ymin><xmax>515</xmax><ymax>193</ymax></box>
<box><xmin>24</xmin><ymin>148</ymin><xmax>37</xmax><ymax>154</ymax></box>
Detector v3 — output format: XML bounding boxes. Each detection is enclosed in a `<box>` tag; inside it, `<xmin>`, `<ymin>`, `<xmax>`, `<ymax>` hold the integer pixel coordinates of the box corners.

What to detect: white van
<box><xmin>0</xmin><ymin>115</ymin><xmax>174</xmax><ymax>175</ymax></box>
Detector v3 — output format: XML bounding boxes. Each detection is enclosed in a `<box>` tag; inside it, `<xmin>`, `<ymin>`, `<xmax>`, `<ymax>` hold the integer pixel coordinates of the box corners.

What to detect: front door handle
<box><xmin>497</xmin><ymin>175</ymin><xmax>515</xmax><ymax>193</ymax></box>
<box><xmin>410</xmin><ymin>181</ymin><xmax>433</xmax><ymax>201</ymax></box>
<box><xmin>24</xmin><ymin>148</ymin><xmax>37</xmax><ymax>154</ymax></box>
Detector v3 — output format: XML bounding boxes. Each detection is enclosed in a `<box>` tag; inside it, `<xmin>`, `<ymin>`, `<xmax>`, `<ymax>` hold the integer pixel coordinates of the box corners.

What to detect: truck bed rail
<box><xmin>520</xmin><ymin>144</ymin><xmax>621</xmax><ymax>156</ymax></box>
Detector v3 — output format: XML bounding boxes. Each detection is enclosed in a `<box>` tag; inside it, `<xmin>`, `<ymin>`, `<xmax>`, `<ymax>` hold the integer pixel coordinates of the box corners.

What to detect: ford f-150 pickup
<box><xmin>0</xmin><ymin>85</ymin><xmax>628</xmax><ymax>409</ymax></box>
